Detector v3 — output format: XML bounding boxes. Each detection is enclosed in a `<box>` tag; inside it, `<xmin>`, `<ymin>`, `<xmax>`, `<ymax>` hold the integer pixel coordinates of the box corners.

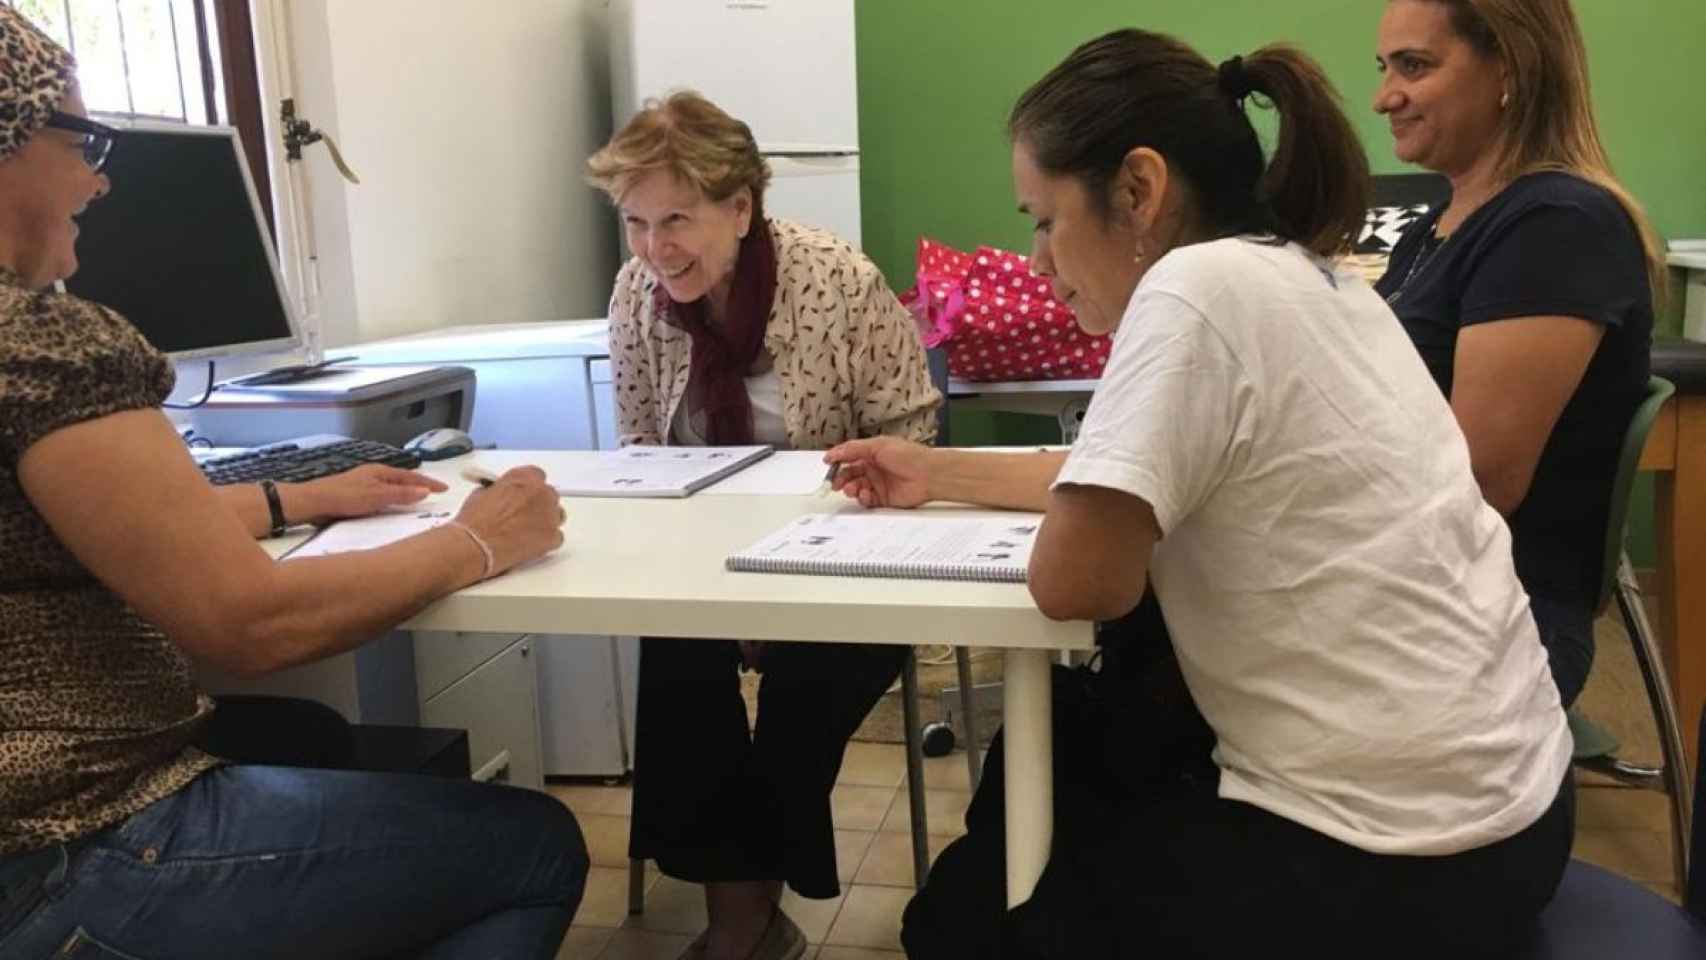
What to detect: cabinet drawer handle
<box><xmin>472</xmin><ymin>749</ymin><xmax>512</xmax><ymax>783</ymax></box>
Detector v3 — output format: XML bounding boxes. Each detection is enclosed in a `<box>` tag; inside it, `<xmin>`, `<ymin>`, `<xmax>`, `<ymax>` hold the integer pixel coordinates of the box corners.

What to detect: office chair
<box><xmin>198</xmin><ymin>694</ymin><xmax>354</xmax><ymax>768</ymax></box>
<box><xmin>894</xmin><ymin>346</ymin><xmax>985</xmax><ymax>884</ymax></box>
<box><xmin>197</xmin><ymin>694</ymin><xmax>471</xmax><ymax>777</ymax></box>
<box><xmin>1566</xmin><ymin>376</ymin><xmax>1691</xmax><ymax>893</ymax></box>
<box><xmin>626</xmin><ymin>348</ymin><xmax>982</xmax><ymax>913</ymax></box>
<box><xmin>1520</xmin><ymin>703</ymin><xmax>1706</xmax><ymax>957</ymax></box>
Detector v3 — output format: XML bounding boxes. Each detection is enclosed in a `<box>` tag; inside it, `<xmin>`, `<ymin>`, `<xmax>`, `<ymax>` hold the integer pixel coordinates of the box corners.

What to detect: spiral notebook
<box><xmin>725</xmin><ymin>512</ymin><xmax>1041</xmax><ymax>583</ymax></box>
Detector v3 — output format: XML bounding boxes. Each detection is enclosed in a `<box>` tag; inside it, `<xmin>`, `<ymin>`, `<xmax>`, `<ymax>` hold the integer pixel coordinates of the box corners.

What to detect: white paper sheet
<box><xmin>284</xmin><ymin>509</ymin><xmax>458</xmax><ymax>560</ymax></box>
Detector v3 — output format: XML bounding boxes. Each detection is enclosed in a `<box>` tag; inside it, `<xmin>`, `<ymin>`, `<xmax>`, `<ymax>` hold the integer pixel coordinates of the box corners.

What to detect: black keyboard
<box><xmin>199</xmin><ymin>436</ymin><xmax>421</xmax><ymax>486</ymax></box>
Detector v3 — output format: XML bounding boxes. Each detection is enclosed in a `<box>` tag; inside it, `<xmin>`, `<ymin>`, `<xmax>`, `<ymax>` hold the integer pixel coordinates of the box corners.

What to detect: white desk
<box><xmin>346</xmin><ymin>321</ymin><xmax>617</xmax><ymax>451</ymax></box>
<box><xmin>1669</xmin><ymin>249</ymin><xmax>1706</xmax><ymax>343</ymax></box>
<box><xmin>279</xmin><ymin>451</ymin><xmax>1094</xmax><ymax>907</ymax></box>
<box><xmin>949</xmin><ymin>378</ymin><xmax>1095</xmax><ymax>442</ymax></box>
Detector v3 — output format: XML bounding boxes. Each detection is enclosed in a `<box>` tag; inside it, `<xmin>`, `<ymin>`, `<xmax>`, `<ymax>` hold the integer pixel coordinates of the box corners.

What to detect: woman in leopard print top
<box><xmin>588</xmin><ymin>92</ymin><xmax>941</xmax><ymax>960</ymax></box>
<box><xmin>0</xmin><ymin>9</ymin><xmax>588</xmax><ymax>958</ymax></box>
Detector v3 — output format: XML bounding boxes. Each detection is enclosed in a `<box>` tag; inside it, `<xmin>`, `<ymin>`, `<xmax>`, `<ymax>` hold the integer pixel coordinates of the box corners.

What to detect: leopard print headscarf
<box><xmin>0</xmin><ymin>6</ymin><xmax>76</xmax><ymax>163</ymax></box>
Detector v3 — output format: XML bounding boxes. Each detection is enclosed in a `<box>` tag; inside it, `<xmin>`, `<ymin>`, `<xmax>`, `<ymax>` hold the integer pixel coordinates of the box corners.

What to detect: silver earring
<box><xmin>1133</xmin><ymin>238</ymin><xmax>1148</xmax><ymax>265</ymax></box>
<box><xmin>1500</xmin><ymin>90</ymin><xmax>1510</xmax><ymax>109</ymax></box>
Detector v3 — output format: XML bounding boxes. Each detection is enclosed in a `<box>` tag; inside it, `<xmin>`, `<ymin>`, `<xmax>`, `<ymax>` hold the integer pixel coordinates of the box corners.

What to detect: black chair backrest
<box><xmin>1357</xmin><ymin>173</ymin><xmax>1453</xmax><ymax>257</ymax></box>
<box><xmin>926</xmin><ymin>346</ymin><xmax>950</xmax><ymax>447</ymax></box>
<box><xmin>1372</xmin><ymin>172</ymin><xmax>1452</xmax><ymax>208</ymax></box>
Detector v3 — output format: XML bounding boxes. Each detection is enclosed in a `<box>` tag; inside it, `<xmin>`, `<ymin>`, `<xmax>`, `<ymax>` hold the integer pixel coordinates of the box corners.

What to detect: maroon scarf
<box><xmin>655</xmin><ymin>202</ymin><xmax>778</xmax><ymax>445</ymax></box>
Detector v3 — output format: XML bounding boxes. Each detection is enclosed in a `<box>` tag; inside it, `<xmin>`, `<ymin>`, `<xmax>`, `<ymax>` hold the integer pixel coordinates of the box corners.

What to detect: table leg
<box><xmin>1003</xmin><ymin>648</ymin><xmax>1053</xmax><ymax>908</ymax></box>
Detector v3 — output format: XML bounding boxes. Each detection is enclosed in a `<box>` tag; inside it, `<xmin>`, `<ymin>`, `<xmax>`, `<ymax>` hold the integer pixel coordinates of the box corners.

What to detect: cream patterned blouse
<box><xmin>607</xmin><ymin>219</ymin><xmax>942</xmax><ymax>449</ymax></box>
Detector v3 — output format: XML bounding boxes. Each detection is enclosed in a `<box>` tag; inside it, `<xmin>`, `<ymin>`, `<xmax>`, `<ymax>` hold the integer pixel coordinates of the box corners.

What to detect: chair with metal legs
<box><xmin>896</xmin><ymin>346</ymin><xmax>986</xmax><ymax>884</ymax></box>
<box><xmin>898</xmin><ymin>646</ymin><xmax>984</xmax><ymax>886</ymax></box>
<box><xmin>1568</xmin><ymin>375</ymin><xmax>1692</xmax><ymax>894</ymax></box>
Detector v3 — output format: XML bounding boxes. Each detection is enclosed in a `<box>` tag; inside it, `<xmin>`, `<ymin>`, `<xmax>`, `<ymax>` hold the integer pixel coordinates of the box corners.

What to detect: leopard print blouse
<box><xmin>608</xmin><ymin>219</ymin><xmax>942</xmax><ymax>448</ymax></box>
<box><xmin>0</xmin><ymin>267</ymin><xmax>218</xmax><ymax>858</ymax></box>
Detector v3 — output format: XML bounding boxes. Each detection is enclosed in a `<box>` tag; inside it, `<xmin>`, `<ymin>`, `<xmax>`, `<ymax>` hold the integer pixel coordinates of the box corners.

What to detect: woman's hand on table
<box><xmin>286</xmin><ymin>465</ymin><xmax>447</xmax><ymax>525</ymax></box>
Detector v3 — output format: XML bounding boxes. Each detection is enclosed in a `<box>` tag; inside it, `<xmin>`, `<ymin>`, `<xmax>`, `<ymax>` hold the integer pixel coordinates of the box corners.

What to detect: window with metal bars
<box><xmin>10</xmin><ymin>0</ymin><xmax>215</xmax><ymax>122</ymax></box>
<box><xmin>8</xmin><ymin>0</ymin><xmax>272</xmax><ymax>231</ymax></box>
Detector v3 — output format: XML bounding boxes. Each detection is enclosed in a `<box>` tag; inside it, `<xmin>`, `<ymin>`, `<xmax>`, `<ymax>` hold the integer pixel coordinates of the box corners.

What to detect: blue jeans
<box><xmin>0</xmin><ymin>766</ymin><xmax>588</xmax><ymax>959</ymax></box>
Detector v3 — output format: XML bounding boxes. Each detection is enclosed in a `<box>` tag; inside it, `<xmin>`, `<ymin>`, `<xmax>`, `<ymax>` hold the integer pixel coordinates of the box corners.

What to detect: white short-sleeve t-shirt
<box><xmin>1055</xmin><ymin>237</ymin><xmax>1571</xmax><ymax>856</ymax></box>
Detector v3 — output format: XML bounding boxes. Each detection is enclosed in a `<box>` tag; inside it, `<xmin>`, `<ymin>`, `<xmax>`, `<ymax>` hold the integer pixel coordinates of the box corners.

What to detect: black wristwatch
<box><xmin>259</xmin><ymin>479</ymin><xmax>289</xmax><ymax>538</ymax></box>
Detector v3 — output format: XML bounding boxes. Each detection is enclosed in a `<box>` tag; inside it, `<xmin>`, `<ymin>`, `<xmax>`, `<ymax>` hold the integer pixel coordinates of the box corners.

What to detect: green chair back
<box><xmin>1596</xmin><ymin>375</ymin><xmax>1676</xmax><ymax>616</ymax></box>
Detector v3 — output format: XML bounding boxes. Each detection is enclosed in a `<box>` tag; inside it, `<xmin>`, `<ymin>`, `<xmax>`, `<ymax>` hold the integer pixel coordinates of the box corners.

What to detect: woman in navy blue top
<box><xmin>1373</xmin><ymin>0</ymin><xmax>1664</xmax><ymax>706</ymax></box>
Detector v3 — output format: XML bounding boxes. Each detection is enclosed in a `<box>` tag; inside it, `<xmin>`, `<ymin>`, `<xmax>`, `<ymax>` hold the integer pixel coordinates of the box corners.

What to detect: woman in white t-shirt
<box><xmin>825</xmin><ymin>28</ymin><xmax>1572</xmax><ymax>959</ymax></box>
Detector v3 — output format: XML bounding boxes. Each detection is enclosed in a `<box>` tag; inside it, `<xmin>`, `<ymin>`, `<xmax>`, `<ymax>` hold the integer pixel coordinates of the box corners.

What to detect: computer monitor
<box><xmin>63</xmin><ymin>120</ymin><xmax>303</xmax><ymax>361</ymax></box>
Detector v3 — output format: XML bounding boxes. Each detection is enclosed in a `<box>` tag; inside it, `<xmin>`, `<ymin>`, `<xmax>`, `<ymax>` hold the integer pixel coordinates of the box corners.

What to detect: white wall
<box><xmin>272</xmin><ymin>0</ymin><xmax>620</xmax><ymax>348</ymax></box>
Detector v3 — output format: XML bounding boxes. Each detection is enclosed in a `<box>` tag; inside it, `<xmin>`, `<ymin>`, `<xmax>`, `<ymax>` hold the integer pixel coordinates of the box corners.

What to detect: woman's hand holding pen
<box><xmin>822</xmin><ymin>437</ymin><xmax>935</xmax><ymax>509</ymax></box>
<box><xmin>452</xmin><ymin>466</ymin><xmax>566</xmax><ymax>577</ymax></box>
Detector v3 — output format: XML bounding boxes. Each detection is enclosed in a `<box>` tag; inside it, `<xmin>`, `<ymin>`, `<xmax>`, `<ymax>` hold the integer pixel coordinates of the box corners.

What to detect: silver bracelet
<box><xmin>446</xmin><ymin>520</ymin><xmax>496</xmax><ymax>580</ymax></box>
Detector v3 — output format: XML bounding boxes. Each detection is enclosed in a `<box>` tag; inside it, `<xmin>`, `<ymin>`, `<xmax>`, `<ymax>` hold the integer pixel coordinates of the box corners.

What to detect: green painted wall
<box><xmin>855</xmin><ymin>0</ymin><xmax>1706</xmax><ymax>304</ymax></box>
<box><xmin>856</xmin><ymin>1</ymin><xmax>1706</xmax><ymax>558</ymax></box>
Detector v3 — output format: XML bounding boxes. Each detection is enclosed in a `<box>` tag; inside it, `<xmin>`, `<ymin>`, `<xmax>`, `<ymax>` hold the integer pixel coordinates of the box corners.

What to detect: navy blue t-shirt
<box><xmin>1376</xmin><ymin>172</ymin><xmax>1652</xmax><ymax>614</ymax></box>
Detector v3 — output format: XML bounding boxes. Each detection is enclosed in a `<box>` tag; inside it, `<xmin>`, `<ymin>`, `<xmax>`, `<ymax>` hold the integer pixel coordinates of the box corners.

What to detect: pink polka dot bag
<box><xmin>901</xmin><ymin>236</ymin><xmax>1110</xmax><ymax>382</ymax></box>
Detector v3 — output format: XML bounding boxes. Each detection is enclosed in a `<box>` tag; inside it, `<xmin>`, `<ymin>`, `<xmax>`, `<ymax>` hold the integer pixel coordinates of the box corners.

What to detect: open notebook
<box><xmin>726</xmin><ymin>512</ymin><xmax>1041</xmax><ymax>583</ymax></box>
<box><xmin>468</xmin><ymin>445</ymin><xmax>773</xmax><ymax>498</ymax></box>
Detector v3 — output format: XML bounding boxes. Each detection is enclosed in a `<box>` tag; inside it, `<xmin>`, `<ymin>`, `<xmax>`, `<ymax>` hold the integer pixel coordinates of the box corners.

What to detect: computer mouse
<box><xmin>403</xmin><ymin>428</ymin><xmax>476</xmax><ymax>461</ymax></box>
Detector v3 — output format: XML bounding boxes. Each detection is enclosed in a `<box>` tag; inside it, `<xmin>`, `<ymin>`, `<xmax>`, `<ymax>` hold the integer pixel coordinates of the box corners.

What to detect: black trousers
<box><xmin>627</xmin><ymin>636</ymin><xmax>909</xmax><ymax>899</ymax></box>
<box><xmin>900</xmin><ymin>652</ymin><xmax>1576</xmax><ymax>960</ymax></box>
<box><xmin>1531</xmin><ymin>593</ymin><xmax>1596</xmax><ymax>708</ymax></box>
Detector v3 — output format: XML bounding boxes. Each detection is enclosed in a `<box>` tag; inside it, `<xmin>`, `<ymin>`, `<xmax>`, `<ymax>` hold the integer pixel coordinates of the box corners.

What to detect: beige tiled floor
<box><xmin>550</xmin><ymin>743</ymin><xmax>973</xmax><ymax>959</ymax></box>
<box><xmin>551</xmin><ymin>742</ymin><xmax>1680</xmax><ymax>959</ymax></box>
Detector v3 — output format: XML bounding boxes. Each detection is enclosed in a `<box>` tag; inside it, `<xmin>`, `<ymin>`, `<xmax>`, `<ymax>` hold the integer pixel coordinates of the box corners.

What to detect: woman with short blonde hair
<box><xmin>587</xmin><ymin>91</ymin><xmax>940</xmax><ymax>960</ymax></box>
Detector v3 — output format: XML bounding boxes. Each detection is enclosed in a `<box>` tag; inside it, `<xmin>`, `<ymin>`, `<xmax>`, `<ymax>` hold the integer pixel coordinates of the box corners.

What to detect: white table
<box><xmin>1669</xmin><ymin>249</ymin><xmax>1706</xmax><ymax>343</ymax></box>
<box><xmin>284</xmin><ymin>451</ymin><xmax>1095</xmax><ymax>907</ymax></box>
<box><xmin>949</xmin><ymin>378</ymin><xmax>1096</xmax><ymax>442</ymax></box>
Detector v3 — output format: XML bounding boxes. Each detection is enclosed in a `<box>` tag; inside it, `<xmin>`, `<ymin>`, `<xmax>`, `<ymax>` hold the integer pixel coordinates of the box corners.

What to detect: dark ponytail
<box><xmin>1009</xmin><ymin>29</ymin><xmax>1370</xmax><ymax>259</ymax></box>
<box><xmin>1241</xmin><ymin>46</ymin><xmax>1371</xmax><ymax>257</ymax></box>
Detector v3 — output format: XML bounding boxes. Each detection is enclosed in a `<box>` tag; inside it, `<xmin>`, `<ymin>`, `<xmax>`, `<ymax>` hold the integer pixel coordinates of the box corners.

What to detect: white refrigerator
<box><xmin>609</xmin><ymin>0</ymin><xmax>863</xmax><ymax>248</ymax></box>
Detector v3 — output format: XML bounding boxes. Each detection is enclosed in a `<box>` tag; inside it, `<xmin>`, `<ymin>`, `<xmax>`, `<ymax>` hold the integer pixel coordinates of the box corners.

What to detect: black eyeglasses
<box><xmin>43</xmin><ymin>112</ymin><xmax>119</xmax><ymax>173</ymax></box>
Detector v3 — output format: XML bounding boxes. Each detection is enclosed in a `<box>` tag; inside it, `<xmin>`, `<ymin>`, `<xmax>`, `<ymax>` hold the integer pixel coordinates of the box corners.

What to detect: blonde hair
<box><xmin>585</xmin><ymin>90</ymin><xmax>770</xmax><ymax>206</ymax></box>
<box><xmin>1432</xmin><ymin>0</ymin><xmax>1667</xmax><ymax>306</ymax></box>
